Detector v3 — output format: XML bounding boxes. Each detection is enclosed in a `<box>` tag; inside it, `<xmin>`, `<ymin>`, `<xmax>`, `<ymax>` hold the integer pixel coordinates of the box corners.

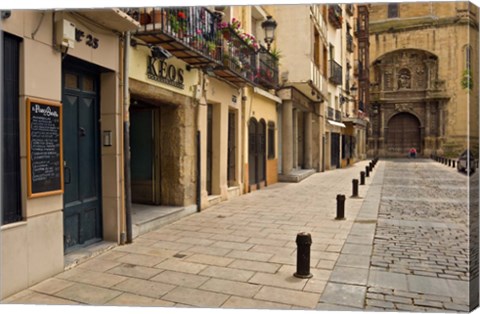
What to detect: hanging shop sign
<box><xmin>26</xmin><ymin>98</ymin><xmax>64</xmax><ymax>198</ymax></box>
<box><xmin>146</xmin><ymin>56</ymin><xmax>185</xmax><ymax>89</ymax></box>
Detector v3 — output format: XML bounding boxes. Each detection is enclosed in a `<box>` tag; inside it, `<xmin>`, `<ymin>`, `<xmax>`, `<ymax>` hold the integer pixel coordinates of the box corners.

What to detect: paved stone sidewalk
<box><xmin>318</xmin><ymin>159</ymin><xmax>471</xmax><ymax>312</ymax></box>
<box><xmin>4</xmin><ymin>160</ymin><xmax>376</xmax><ymax>309</ymax></box>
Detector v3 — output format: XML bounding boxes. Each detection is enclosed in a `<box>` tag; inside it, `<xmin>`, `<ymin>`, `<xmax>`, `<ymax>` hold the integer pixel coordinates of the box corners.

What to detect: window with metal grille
<box><xmin>2</xmin><ymin>32</ymin><xmax>22</xmax><ymax>225</ymax></box>
<box><xmin>388</xmin><ymin>4</ymin><xmax>399</xmax><ymax>18</ymax></box>
<box><xmin>268</xmin><ymin>121</ymin><xmax>275</xmax><ymax>159</ymax></box>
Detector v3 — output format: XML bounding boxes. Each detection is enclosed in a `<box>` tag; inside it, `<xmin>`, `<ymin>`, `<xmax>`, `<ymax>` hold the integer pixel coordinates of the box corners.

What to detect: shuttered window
<box><xmin>2</xmin><ymin>32</ymin><xmax>22</xmax><ymax>225</ymax></box>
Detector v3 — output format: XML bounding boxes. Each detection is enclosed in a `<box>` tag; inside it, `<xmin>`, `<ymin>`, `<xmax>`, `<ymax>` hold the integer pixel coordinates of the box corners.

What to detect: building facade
<box><xmin>368</xmin><ymin>2</ymin><xmax>479</xmax><ymax>158</ymax></box>
<box><xmin>1</xmin><ymin>9</ymin><xmax>138</xmax><ymax>298</ymax></box>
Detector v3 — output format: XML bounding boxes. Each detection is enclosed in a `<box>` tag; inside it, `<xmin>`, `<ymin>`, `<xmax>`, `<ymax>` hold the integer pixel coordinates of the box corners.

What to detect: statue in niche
<box><xmin>398</xmin><ymin>68</ymin><xmax>411</xmax><ymax>89</ymax></box>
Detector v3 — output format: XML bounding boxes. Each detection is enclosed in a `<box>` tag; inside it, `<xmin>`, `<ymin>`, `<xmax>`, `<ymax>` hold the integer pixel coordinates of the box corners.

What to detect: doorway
<box><xmin>130</xmin><ymin>102</ymin><xmax>161</xmax><ymax>204</ymax></box>
<box><xmin>62</xmin><ymin>59</ymin><xmax>102</xmax><ymax>252</ymax></box>
<box><xmin>387</xmin><ymin>112</ymin><xmax>421</xmax><ymax>156</ymax></box>
<box><xmin>248</xmin><ymin>117</ymin><xmax>266</xmax><ymax>190</ymax></box>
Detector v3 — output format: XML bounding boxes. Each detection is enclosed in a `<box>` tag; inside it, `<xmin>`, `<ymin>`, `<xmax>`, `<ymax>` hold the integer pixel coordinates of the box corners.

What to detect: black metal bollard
<box><xmin>448</xmin><ymin>159</ymin><xmax>451</xmax><ymax>167</ymax></box>
<box><xmin>336</xmin><ymin>194</ymin><xmax>346</xmax><ymax>220</ymax></box>
<box><xmin>452</xmin><ymin>160</ymin><xmax>456</xmax><ymax>168</ymax></box>
<box><xmin>360</xmin><ymin>171</ymin><xmax>365</xmax><ymax>185</ymax></box>
<box><xmin>294</xmin><ymin>232</ymin><xmax>313</xmax><ymax>278</ymax></box>
<box><xmin>366</xmin><ymin>166</ymin><xmax>370</xmax><ymax>177</ymax></box>
<box><xmin>352</xmin><ymin>179</ymin><xmax>359</xmax><ymax>198</ymax></box>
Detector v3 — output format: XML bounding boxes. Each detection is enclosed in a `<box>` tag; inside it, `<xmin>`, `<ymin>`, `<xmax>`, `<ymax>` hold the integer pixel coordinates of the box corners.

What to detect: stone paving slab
<box><xmin>3</xmin><ymin>160</ymin><xmax>378</xmax><ymax>309</ymax></box>
<box><xmin>55</xmin><ymin>282</ymin><xmax>122</xmax><ymax>304</ymax></box>
<box><xmin>319</xmin><ymin>282</ymin><xmax>367</xmax><ymax>308</ymax></box>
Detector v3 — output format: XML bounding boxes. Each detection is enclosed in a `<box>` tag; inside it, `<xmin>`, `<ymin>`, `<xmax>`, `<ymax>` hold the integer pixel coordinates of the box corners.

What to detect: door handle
<box><xmin>79</xmin><ymin>127</ymin><xmax>86</xmax><ymax>137</ymax></box>
<box><xmin>64</xmin><ymin>166</ymin><xmax>71</xmax><ymax>184</ymax></box>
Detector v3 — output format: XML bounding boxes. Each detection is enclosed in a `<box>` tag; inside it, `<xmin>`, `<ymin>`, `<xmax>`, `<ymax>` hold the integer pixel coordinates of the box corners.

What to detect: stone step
<box><xmin>132</xmin><ymin>204</ymin><xmax>198</xmax><ymax>239</ymax></box>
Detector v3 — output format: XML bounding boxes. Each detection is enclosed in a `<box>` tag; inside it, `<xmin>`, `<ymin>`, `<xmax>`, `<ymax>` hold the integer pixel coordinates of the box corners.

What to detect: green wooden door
<box><xmin>62</xmin><ymin>62</ymin><xmax>102</xmax><ymax>252</ymax></box>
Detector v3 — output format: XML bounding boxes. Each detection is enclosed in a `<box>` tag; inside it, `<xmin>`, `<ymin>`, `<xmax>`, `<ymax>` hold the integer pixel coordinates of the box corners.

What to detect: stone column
<box><xmin>292</xmin><ymin>109</ymin><xmax>298</xmax><ymax>169</ymax></box>
<box><xmin>282</xmin><ymin>100</ymin><xmax>293</xmax><ymax>175</ymax></box>
<box><xmin>304</xmin><ymin>111</ymin><xmax>313</xmax><ymax>169</ymax></box>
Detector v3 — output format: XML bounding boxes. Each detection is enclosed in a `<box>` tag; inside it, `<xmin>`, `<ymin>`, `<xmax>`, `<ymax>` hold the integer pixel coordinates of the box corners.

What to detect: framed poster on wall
<box><xmin>26</xmin><ymin>98</ymin><xmax>64</xmax><ymax>198</ymax></box>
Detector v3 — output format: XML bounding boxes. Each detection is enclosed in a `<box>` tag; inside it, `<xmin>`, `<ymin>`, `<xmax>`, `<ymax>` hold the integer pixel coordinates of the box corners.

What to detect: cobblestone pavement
<box><xmin>318</xmin><ymin>159</ymin><xmax>472</xmax><ymax>312</ymax></box>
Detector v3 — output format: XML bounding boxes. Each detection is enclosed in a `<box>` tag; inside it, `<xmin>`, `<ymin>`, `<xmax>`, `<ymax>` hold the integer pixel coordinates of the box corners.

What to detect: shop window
<box><xmin>388</xmin><ymin>4</ymin><xmax>399</xmax><ymax>18</ymax></box>
<box><xmin>268</xmin><ymin>121</ymin><xmax>275</xmax><ymax>159</ymax></box>
<box><xmin>2</xmin><ymin>33</ymin><xmax>22</xmax><ymax>225</ymax></box>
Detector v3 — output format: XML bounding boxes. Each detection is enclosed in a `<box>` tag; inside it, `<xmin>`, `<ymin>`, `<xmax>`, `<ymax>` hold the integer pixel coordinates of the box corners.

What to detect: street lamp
<box><xmin>261</xmin><ymin>15</ymin><xmax>277</xmax><ymax>51</ymax></box>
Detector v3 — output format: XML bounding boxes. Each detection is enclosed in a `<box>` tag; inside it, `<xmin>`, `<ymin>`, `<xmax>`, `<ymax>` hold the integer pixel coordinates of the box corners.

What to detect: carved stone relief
<box><xmin>374</xmin><ymin>49</ymin><xmax>437</xmax><ymax>92</ymax></box>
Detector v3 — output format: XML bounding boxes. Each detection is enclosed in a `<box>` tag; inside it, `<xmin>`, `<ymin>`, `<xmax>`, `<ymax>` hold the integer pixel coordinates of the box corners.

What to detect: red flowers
<box><xmin>177</xmin><ymin>11</ymin><xmax>186</xmax><ymax>20</ymax></box>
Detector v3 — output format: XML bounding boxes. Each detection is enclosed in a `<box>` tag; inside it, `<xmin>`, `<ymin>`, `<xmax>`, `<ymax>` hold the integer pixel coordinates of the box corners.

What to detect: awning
<box><xmin>327</xmin><ymin>120</ymin><xmax>346</xmax><ymax>128</ymax></box>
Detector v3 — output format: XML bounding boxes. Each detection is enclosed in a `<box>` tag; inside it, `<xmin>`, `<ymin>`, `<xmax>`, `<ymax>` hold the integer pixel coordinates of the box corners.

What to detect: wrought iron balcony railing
<box><xmin>328</xmin><ymin>5</ymin><xmax>343</xmax><ymax>29</ymax></box>
<box><xmin>215</xmin><ymin>26</ymin><xmax>257</xmax><ymax>84</ymax></box>
<box><xmin>328</xmin><ymin>107</ymin><xmax>335</xmax><ymax>120</ymax></box>
<box><xmin>329</xmin><ymin>60</ymin><xmax>342</xmax><ymax>85</ymax></box>
<box><xmin>346</xmin><ymin>33</ymin><xmax>354</xmax><ymax>53</ymax></box>
<box><xmin>123</xmin><ymin>7</ymin><xmax>261</xmax><ymax>87</ymax></box>
<box><xmin>255</xmin><ymin>47</ymin><xmax>279</xmax><ymax>89</ymax></box>
<box><xmin>124</xmin><ymin>7</ymin><xmax>223</xmax><ymax>67</ymax></box>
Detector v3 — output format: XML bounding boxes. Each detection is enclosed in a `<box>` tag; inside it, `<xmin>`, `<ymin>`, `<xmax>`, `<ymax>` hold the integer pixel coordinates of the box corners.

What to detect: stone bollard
<box><xmin>366</xmin><ymin>166</ymin><xmax>370</xmax><ymax>177</ymax></box>
<box><xmin>352</xmin><ymin>179</ymin><xmax>359</xmax><ymax>198</ymax></box>
<box><xmin>360</xmin><ymin>171</ymin><xmax>365</xmax><ymax>185</ymax></box>
<box><xmin>336</xmin><ymin>194</ymin><xmax>346</xmax><ymax>220</ymax></box>
<box><xmin>294</xmin><ymin>232</ymin><xmax>313</xmax><ymax>278</ymax></box>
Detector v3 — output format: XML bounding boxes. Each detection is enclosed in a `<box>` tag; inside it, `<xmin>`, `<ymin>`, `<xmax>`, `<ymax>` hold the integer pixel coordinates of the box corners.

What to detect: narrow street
<box><xmin>4</xmin><ymin>159</ymin><xmax>472</xmax><ymax>311</ymax></box>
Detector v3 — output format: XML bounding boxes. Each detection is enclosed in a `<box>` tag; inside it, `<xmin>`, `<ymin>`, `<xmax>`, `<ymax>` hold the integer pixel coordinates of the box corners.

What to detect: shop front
<box><xmin>128</xmin><ymin>43</ymin><xmax>199</xmax><ymax>234</ymax></box>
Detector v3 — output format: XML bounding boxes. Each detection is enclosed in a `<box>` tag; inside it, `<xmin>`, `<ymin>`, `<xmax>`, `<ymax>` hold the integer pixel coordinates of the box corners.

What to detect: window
<box><xmin>2</xmin><ymin>33</ymin><xmax>22</xmax><ymax>225</ymax></box>
<box><xmin>267</xmin><ymin>121</ymin><xmax>275</xmax><ymax>159</ymax></box>
<box><xmin>313</xmin><ymin>28</ymin><xmax>320</xmax><ymax>68</ymax></box>
<box><xmin>465</xmin><ymin>45</ymin><xmax>472</xmax><ymax>70</ymax></box>
<box><xmin>388</xmin><ymin>4</ymin><xmax>399</xmax><ymax>18</ymax></box>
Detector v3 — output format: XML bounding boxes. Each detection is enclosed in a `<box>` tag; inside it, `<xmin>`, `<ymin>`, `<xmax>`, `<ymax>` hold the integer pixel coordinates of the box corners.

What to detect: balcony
<box><xmin>124</xmin><ymin>7</ymin><xmax>223</xmax><ymax>67</ymax></box>
<box><xmin>213</xmin><ymin>26</ymin><xmax>258</xmax><ymax>85</ymax></box>
<box><xmin>328</xmin><ymin>107</ymin><xmax>335</xmax><ymax>120</ymax></box>
<box><xmin>329</xmin><ymin>60</ymin><xmax>342</xmax><ymax>85</ymax></box>
<box><xmin>346</xmin><ymin>33</ymin><xmax>354</xmax><ymax>53</ymax></box>
<box><xmin>254</xmin><ymin>48</ymin><xmax>279</xmax><ymax>90</ymax></box>
<box><xmin>328</xmin><ymin>5</ymin><xmax>343</xmax><ymax>29</ymax></box>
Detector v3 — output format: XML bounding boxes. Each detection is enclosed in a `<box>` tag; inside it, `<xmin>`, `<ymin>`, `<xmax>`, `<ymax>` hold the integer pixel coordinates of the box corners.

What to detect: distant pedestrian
<box><xmin>409</xmin><ymin>147</ymin><xmax>417</xmax><ymax>158</ymax></box>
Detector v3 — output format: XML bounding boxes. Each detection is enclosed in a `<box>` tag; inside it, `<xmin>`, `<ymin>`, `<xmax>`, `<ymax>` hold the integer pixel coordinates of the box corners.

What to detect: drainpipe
<box><xmin>123</xmin><ymin>31</ymin><xmax>133</xmax><ymax>243</ymax></box>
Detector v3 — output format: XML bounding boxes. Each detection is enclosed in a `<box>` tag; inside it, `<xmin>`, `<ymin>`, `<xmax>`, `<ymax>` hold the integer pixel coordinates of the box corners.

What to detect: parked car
<box><xmin>457</xmin><ymin>150</ymin><xmax>476</xmax><ymax>175</ymax></box>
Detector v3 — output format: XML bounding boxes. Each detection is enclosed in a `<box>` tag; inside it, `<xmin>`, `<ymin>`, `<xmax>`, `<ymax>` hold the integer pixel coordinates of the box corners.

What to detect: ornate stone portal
<box><xmin>369</xmin><ymin>49</ymin><xmax>449</xmax><ymax>157</ymax></box>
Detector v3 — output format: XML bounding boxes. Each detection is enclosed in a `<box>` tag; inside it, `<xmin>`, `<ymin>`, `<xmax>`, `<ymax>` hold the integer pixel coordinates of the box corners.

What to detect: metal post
<box><xmin>294</xmin><ymin>232</ymin><xmax>313</xmax><ymax>278</ymax></box>
<box><xmin>336</xmin><ymin>194</ymin><xmax>346</xmax><ymax>220</ymax></box>
<box><xmin>352</xmin><ymin>179</ymin><xmax>359</xmax><ymax>198</ymax></box>
<box><xmin>448</xmin><ymin>159</ymin><xmax>451</xmax><ymax>167</ymax></box>
<box><xmin>360</xmin><ymin>171</ymin><xmax>365</xmax><ymax>185</ymax></box>
<box><xmin>452</xmin><ymin>160</ymin><xmax>456</xmax><ymax>168</ymax></box>
<box><xmin>366</xmin><ymin>165</ymin><xmax>370</xmax><ymax>177</ymax></box>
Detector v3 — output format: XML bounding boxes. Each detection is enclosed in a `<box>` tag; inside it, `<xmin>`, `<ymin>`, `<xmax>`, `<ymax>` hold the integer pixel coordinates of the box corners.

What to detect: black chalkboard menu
<box><xmin>27</xmin><ymin>98</ymin><xmax>64</xmax><ymax>198</ymax></box>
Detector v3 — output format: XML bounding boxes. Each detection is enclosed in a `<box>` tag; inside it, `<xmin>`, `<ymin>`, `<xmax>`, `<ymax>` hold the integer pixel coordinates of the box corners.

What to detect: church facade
<box><xmin>368</xmin><ymin>2</ymin><xmax>479</xmax><ymax>158</ymax></box>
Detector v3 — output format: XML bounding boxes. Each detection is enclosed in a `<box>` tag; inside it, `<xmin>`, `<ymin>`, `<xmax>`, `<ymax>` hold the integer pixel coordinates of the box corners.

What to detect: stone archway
<box><xmin>386</xmin><ymin>112</ymin><xmax>421</xmax><ymax>157</ymax></box>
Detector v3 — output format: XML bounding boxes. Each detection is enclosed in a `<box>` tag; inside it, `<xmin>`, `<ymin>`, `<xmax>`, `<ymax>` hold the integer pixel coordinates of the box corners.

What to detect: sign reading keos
<box><xmin>146</xmin><ymin>56</ymin><xmax>185</xmax><ymax>89</ymax></box>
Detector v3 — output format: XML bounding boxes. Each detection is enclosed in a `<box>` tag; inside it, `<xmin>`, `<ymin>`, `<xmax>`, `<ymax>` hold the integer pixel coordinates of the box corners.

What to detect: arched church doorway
<box><xmin>386</xmin><ymin>112</ymin><xmax>421</xmax><ymax>156</ymax></box>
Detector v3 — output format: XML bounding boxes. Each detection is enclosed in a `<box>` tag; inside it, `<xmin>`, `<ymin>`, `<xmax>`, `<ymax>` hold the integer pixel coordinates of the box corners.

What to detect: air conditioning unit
<box><xmin>56</xmin><ymin>19</ymin><xmax>76</xmax><ymax>48</ymax></box>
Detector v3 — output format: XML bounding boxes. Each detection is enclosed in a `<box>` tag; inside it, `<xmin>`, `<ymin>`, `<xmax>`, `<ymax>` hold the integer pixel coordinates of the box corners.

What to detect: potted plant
<box><xmin>207</xmin><ymin>41</ymin><xmax>217</xmax><ymax>58</ymax></box>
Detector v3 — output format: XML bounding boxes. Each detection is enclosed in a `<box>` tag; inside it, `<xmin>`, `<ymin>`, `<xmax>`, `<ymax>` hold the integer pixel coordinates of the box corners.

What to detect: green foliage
<box><xmin>461</xmin><ymin>68</ymin><xmax>473</xmax><ymax>91</ymax></box>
